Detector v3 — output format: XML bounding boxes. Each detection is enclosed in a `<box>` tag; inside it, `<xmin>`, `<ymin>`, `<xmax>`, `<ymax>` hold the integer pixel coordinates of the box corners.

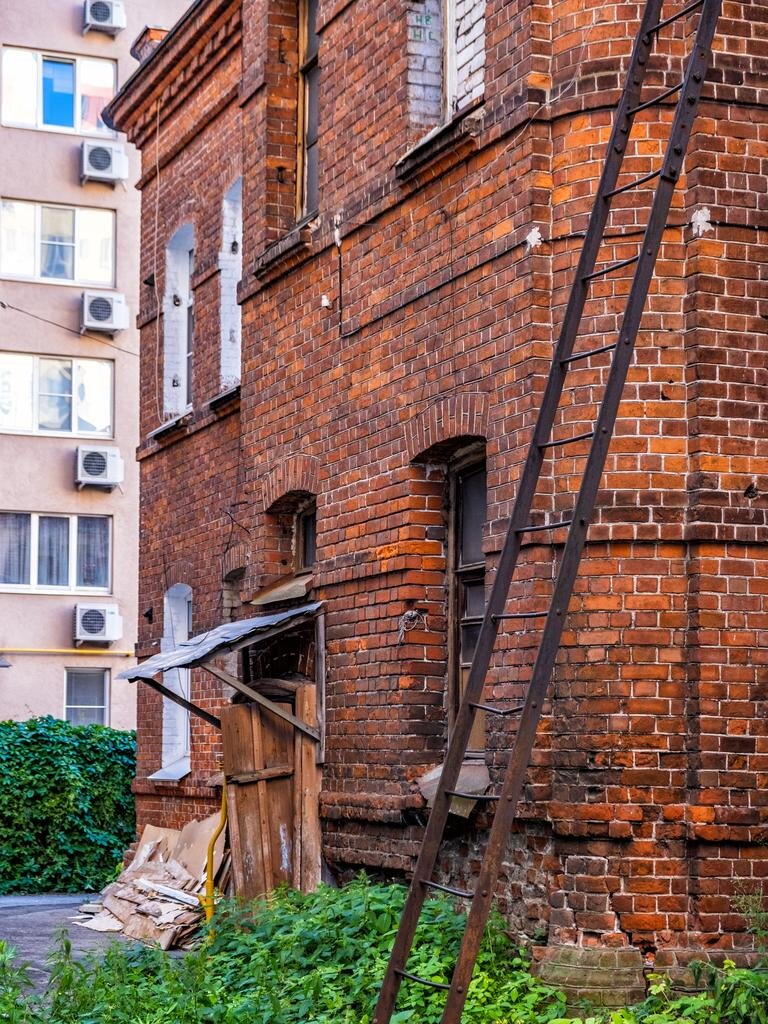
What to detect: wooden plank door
<box><xmin>221</xmin><ymin>684</ymin><xmax>320</xmax><ymax>898</ymax></box>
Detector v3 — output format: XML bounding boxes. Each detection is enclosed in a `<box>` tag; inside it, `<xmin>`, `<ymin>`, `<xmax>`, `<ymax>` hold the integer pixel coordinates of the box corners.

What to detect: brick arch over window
<box><xmin>162</xmin><ymin>558</ymin><xmax>195</xmax><ymax>590</ymax></box>
<box><xmin>262</xmin><ymin>453</ymin><xmax>320</xmax><ymax>513</ymax></box>
<box><xmin>222</xmin><ymin>542</ymin><xmax>249</xmax><ymax>580</ymax></box>
<box><xmin>405</xmin><ymin>391</ymin><xmax>489</xmax><ymax>463</ymax></box>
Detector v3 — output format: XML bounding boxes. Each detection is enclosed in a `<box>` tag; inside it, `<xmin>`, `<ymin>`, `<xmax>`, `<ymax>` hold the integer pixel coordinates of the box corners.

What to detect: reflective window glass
<box><xmin>65</xmin><ymin>669</ymin><xmax>107</xmax><ymax>726</ymax></box>
<box><xmin>0</xmin><ymin>200</ymin><xmax>36</xmax><ymax>278</ymax></box>
<box><xmin>0</xmin><ymin>354</ymin><xmax>34</xmax><ymax>431</ymax></box>
<box><xmin>38</xmin><ymin>358</ymin><xmax>73</xmax><ymax>431</ymax></box>
<box><xmin>41</xmin><ymin>206</ymin><xmax>75</xmax><ymax>280</ymax></box>
<box><xmin>74</xmin><ymin>360</ymin><xmax>112</xmax><ymax>435</ymax></box>
<box><xmin>77</xmin><ymin>208</ymin><xmax>113</xmax><ymax>285</ymax></box>
<box><xmin>1</xmin><ymin>49</ymin><xmax>37</xmax><ymax>126</ymax></box>
<box><xmin>80</xmin><ymin>58</ymin><xmax>114</xmax><ymax>134</ymax></box>
<box><xmin>42</xmin><ymin>58</ymin><xmax>75</xmax><ymax>128</ymax></box>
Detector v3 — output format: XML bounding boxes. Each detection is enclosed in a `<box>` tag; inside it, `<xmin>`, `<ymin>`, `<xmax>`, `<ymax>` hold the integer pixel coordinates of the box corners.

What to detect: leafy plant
<box><xmin>0</xmin><ymin>716</ymin><xmax>136</xmax><ymax>894</ymax></box>
<box><xmin>732</xmin><ymin>886</ymin><xmax>768</xmax><ymax>954</ymax></box>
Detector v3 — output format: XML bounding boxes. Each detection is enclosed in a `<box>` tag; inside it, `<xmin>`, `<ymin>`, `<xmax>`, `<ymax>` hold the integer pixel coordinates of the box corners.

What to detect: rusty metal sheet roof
<box><xmin>118</xmin><ymin>603</ymin><xmax>321</xmax><ymax>681</ymax></box>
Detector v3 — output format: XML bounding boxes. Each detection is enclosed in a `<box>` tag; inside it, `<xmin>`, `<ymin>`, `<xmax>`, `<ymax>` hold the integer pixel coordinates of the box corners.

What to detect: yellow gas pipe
<box><xmin>199</xmin><ymin>778</ymin><xmax>228</xmax><ymax>927</ymax></box>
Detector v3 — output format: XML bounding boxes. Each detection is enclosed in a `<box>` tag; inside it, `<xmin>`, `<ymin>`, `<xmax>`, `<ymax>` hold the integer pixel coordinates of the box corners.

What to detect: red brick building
<box><xmin>107</xmin><ymin>0</ymin><xmax>767</xmax><ymax>1000</ymax></box>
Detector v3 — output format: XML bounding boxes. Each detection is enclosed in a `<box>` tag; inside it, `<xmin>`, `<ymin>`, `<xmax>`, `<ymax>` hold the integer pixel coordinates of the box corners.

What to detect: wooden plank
<box><xmin>142</xmin><ymin>676</ymin><xmax>221</xmax><ymax>729</ymax></box>
<box><xmin>297</xmin><ymin>684</ymin><xmax>322</xmax><ymax>891</ymax></box>
<box><xmin>202</xmin><ymin>664</ymin><xmax>320</xmax><ymax>742</ymax></box>
<box><xmin>251</xmin><ymin>705</ymin><xmax>274</xmax><ymax>893</ymax></box>
<box><xmin>314</xmin><ymin>613</ymin><xmax>326</xmax><ymax>763</ymax></box>
<box><xmin>260</xmin><ymin>701</ymin><xmax>295</xmax><ymax>887</ymax></box>
<box><xmin>221</xmin><ymin>704</ymin><xmax>267</xmax><ymax>898</ymax></box>
<box><xmin>292</xmin><ymin>702</ymin><xmax>303</xmax><ymax>890</ymax></box>
<box><xmin>228</xmin><ymin>764</ymin><xmax>293</xmax><ymax>785</ymax></box>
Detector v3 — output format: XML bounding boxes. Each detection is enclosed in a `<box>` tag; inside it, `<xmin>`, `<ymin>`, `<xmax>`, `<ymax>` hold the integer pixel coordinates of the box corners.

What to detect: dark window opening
<box><xmin>451</xmin><ymin>460</ymin><xmax>487</xmax><ymax>755</ymax></box>
<box><xmin>296</xmin><ymin>504</ymin><xmax>317</xmax><ymax>572</ymax></box>
<box><xmin>298</xmin><ymin>0</ymin><xmax>319</xmax><ymax>217</ymax></box>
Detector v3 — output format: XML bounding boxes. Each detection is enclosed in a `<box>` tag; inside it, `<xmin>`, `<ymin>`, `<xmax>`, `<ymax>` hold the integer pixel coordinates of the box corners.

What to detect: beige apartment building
<box><xmin>0</xmin><ymin>0</ymin><xmax>187</xmax><ymax>728</ymax></box>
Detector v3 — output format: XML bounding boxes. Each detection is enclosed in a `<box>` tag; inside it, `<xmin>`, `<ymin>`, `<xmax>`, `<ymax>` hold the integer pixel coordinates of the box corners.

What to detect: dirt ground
<box><xmin>0</xmin><ymin>894</ymin><xmax>130</xmax><ymax>989</ymax></box>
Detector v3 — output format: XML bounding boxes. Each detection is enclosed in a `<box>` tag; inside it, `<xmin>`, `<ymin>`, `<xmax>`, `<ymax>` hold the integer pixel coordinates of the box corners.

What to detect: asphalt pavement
<box><xmin>0</xmin><ymin>893</ymin><xmax>130</xmax><ymax>989</ymax></box>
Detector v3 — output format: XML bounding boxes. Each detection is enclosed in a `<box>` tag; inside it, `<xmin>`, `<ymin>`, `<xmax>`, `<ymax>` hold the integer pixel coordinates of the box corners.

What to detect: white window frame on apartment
<box><xmin>64</xmin><ymin>667</ymin><xmax>110</xmax><ymax>727</ymax></box>
<box><xmin>1</xmin><ymin>47</ymin><xmax>117</xmax><ymax>137</ymax></box>
<box><xmin>0</xmin><ymin>352</ymin><xmax>114</xmax><ymax>439</ymax></box>
<box><xmin>0</xmin><ymin>512</ymin><xmax>112</xmax><ymax>595</ymax></box>
<box><xmin>0</xmin><ymin>199</ymin><xmax>115</xmax><ymax>287</ymax></box>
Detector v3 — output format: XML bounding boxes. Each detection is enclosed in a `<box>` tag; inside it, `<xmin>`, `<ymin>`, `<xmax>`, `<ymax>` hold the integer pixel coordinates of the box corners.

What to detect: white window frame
<box><xmin>64</xmin><ymin>667</ymin><xmax>109</xmax><ymax>726</ymax></box>
<box><xmin>0</xmin><ymin>200</ymin><xmax>115</xmax><ymax>287</ymax></box>
<box><xmin>0</xmin><ymin>512</ymin><xmax>112</xmax><ymax>595</ymax></box>
<box><xmin>444</xmin><ymin>0</ymin><xmax>458</xmax><ymax>119</ymax></box>
<box><xmin>1</xmin><ymin>47</ymin><xmax>117</xmax><ymax>137</ymax></box>
<box><xmin>0</xmin><ymin>352</ymin><xmax>114</xmax><ymax>439</ymax></box>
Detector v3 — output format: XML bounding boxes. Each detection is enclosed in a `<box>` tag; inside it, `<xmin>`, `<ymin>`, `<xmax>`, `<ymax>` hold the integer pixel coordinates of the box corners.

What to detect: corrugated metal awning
<box><xmin>117</xmin><ymin>602</ymin><xmax>321</xmax><ymax>681</ymax></box>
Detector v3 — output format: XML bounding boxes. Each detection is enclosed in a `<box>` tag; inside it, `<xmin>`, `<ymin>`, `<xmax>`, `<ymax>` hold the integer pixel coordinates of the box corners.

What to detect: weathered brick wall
<box><xmin>112</xmin><ymin>0</ymin><xmax>768</xmax><ymax>969</ymax></box>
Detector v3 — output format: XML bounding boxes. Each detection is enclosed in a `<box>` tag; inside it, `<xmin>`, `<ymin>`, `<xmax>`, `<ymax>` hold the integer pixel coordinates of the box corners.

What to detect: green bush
<box><xmin>0</xmin><ymin>716</ymin><xmax>136</xmax><ymax>894</ymax></box>
<box><xmin>0</xmin><ymin>879</ymin><xmax>767</xmax><ymax>1024</ymax></box>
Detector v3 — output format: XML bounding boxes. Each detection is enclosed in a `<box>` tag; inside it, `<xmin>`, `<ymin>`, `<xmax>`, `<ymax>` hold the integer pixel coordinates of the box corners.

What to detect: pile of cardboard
<box><xmin>75</xmin><ymin>814</ymin><xmax>230</xmax><ymax>949</ymax></box>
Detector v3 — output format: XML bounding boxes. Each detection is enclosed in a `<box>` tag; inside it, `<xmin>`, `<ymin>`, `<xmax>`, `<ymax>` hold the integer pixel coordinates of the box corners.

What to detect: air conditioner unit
<box><xmin>76</xmin><ymin>446</ymin><xmax>124</xmax><ymax>489</ymax></box>
<box><xmin>83</xmin><ymin>0</ymin><xmax>126</xmax><ymax>35</ymax></box>
<box><xmin>74</xmin><ymin>603</ymin><xmax>123</xmax><ymax>644</ymax></box>
<box><xmin>81</xmin><ymin>142</ymin><xmax>129</xmax><ymax>185</ymax></box>
<box><xmin>81</xmin><ymin>292</ymin><xmax>129</xmax><ymax>335</ymax></box>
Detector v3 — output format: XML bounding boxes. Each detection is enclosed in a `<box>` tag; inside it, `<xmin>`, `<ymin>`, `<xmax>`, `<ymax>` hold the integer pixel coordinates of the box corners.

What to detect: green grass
<box><xmin>0</xmin><ymin>877</ymin><xmax>765</xmax><ymax>1024</ymax></box>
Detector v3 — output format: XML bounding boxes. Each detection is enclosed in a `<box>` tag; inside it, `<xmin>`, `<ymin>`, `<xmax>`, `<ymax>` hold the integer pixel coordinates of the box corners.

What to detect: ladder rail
<box><xmin>438</xmin><ymin>3</ymin><xmax>722</xmax><ymax>1020</ymax></box>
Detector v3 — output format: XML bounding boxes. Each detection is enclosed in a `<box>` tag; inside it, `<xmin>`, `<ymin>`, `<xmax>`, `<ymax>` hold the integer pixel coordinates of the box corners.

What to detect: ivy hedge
<box><xmin>0</xmin><ymin>716</ymin><xmax>136</xmax><ymax>894</ymax></box>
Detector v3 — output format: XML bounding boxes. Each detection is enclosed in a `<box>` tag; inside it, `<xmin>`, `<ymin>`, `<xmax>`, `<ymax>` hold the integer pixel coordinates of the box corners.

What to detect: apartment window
<box><xmin>0</xmin><ymin>353</ymin><xmax>112</xmax><ymax>436</ymax></box>
<box><xmin>450</xmin><ymin>460</ymin><xmax>486</xmax><ymax>753</ymax></box>
<box><xmin>296</xmin><ymin>503</ymin><xmax>317</xmax><ymax>572</ymax></box>
<box><xmin>65</xmin><ymin>668</ymin><xmax>108</xmax><ymax>726</ymax></box>
<box><xmin>0</xmin><ymin>200</ymin><xmax>114</xmax><ymax>285</ymax></box>
<box><xmin>298</xmin><ymin>0</ymin><xmax>319</xmax><ymax>217</ymax></box>
<box><xmin>163</xmin><ymin>224</ymin><xmax>195</xmax><ymax>415</ymax></box>
<box><xmin>1</xmin><ymin>48</ymin><xmax>115</xmax><ymax>135</ymax></box>
<box><xmin>0</xmin><ymin>512</ymin><xmax>110</xmax><ymax>592</ymax></box>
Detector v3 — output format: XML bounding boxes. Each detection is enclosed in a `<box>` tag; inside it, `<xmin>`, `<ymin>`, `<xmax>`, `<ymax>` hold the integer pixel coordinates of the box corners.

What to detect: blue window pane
<box><xmin>42</xmin><ymin>59</ymin><xmax>75</xmax><ymax>128</ymax></box>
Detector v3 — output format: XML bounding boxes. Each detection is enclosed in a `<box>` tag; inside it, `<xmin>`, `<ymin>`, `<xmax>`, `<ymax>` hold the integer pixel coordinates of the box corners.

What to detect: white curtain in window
<box><xmin>0</xmin><ymin>200</ymin><xmax>36</xmax><ymax>278</ymax></box>
<box><xmin>37</xmin><ymin>516</ymin><xmax>69</xmax><ymax>586</ymax></box>
<box><xmin>76</xmin><ymin>517</ymin><xmax>109</xmax><ymax>588</ymax></box>
<box><xmin>0</xmin><ymin>512</ymin><xmax>30</xmax><ymax>584</ymax></box>
<box><xmin>0</xmin><ymin>353</ymin><xmax>34</xmax><ymax>431</ymax></box>
<box><xmin>1</xmin><ymin>49</ymin><xmax>37</xmax><ymax>127</ymax></box>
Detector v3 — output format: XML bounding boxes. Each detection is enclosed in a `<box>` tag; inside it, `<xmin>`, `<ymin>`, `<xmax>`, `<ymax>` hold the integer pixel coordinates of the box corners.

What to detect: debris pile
<box><xmin>75</xmin><ymin>815</ymin><xmax>230</xmax><ymax>949</ymax></box>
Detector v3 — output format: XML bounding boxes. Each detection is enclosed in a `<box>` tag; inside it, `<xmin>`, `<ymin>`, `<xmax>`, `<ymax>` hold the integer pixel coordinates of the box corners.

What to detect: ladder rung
<box><xmin>395</xmin><ymin>969</ymin><xmax>451</xmax><ymax>991</ymax></box>
<box><xmin>493</xmin><ymin>611</ymin><xmax>548</xmax><ymax>621</ymax></box>
<box><xmin>603</xmin><ymin>168</ymin><xmax>661</xmax><ymax>200</ymax></box>
<box><xmin>445</xmin><ymin>790</ymin><xmax>500</xmax><ymax>801</ymax></box>
<box><xmin>516</xmin><ymin>518</ymin><xmax>572</xmax><ymax>535</ymax></box>
<box><xmin>469</xmin><ymin>701</ymin><xmax>525</xmax><ymax>717</ymax></box>
<box><xmin>540</xmin><ymin>430</ymin><xmax>594</xmax><ymax>449</ymax></box>
<box><xmin>643</xmin><ymin>0</ymin><xmax>705</xmax><ymax>40</ymax></box>
<box><xmin>626</xmin><ymin>81</ymin><xmax>683</xmax><ymax>118</ymax></box>
<box><xmin>420</xmin><ymin>879</ymin><xmax>473</xmax><ymax>899</ymax></box>
<box><xmin>561</xmin><ymin>342</ymin><xmax>617</xmax><ymax>365</ymax></box>
<box><xmin>582</xmin><ymin>254</ymin><xmax>640</xmax><ymax>282</ymax></box>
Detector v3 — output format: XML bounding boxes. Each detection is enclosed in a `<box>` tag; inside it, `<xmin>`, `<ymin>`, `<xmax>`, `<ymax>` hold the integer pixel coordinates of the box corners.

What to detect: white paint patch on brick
<box><xmin>219</xmin><ymin>178</ymin><xmax>242</xmax><ymax>387</ymax></box>
<box><xmin>162</xmin><ymin>222</ymin><xmax>194</xmax><ymax>416</ymax></box>
<box><xmin>406</xmin><ymin>0</ymin><xmax>444</xmax><ymax>127</ymax></box>
<box><xmin>454</xmin><ymin>0</ymin><xmax>485</xmax><ymax>111</ymax></box>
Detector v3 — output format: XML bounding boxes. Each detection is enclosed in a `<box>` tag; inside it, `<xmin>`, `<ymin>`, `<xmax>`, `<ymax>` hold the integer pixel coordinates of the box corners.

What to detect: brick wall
<box><xmin>110</xmin><ymin>0</ymin><xmax>768</xmax><ymax>975</ymax></box>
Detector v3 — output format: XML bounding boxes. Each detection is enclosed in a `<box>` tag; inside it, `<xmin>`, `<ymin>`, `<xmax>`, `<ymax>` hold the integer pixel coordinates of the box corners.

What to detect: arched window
<box><xmin>149</xmin><ymin>582</ymin><xmax>192</xmax><ymax>780</ymax></box>
<box><xmin>162</xmin><ymin>223</ymin><xmax>195</xmax><ymax>416</ymax></box>
<box><xmin>219</xmin><ymin>179</ymin><xmax>242</xmax><ymax>387</ymax></box>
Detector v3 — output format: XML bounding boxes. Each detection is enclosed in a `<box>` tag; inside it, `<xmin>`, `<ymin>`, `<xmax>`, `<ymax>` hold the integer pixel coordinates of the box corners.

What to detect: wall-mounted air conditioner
<box><xmin>81</xmin><ymin>291</ymin><xmax>129</xmax><ymax>335</ymax></box>
<box><xmin>76</xmin><ymin>446</ymin><xmax>124</xmax><ymax>489</ymax></box>
<box><xmin>74</xmin><ymin>603</ymin><xmax>123</xmax><ymax>644</ymax></box>
<box><xmin>83</xmin><ymin>0</ymin><xmax>126</xmax><ymax>35</ymax></box>
<box><xmin>81</xmin><ymin>142</ymin><xmax>129</xmax><ymax>185</ymax></box>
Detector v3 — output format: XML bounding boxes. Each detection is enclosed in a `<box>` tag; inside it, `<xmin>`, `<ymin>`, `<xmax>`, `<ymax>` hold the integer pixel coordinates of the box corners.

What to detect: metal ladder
<box><xmin>374</xmin><ymin>1</ymin><xmax>722</xmax><ymax>1021</ymax></box>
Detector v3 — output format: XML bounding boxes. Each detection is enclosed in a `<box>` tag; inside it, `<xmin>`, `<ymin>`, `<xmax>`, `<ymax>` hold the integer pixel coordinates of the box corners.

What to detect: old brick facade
<box><xmin>108</xmin><ymin>0</ymin><xmax>768</xmax><ymax>992</ymax></box>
